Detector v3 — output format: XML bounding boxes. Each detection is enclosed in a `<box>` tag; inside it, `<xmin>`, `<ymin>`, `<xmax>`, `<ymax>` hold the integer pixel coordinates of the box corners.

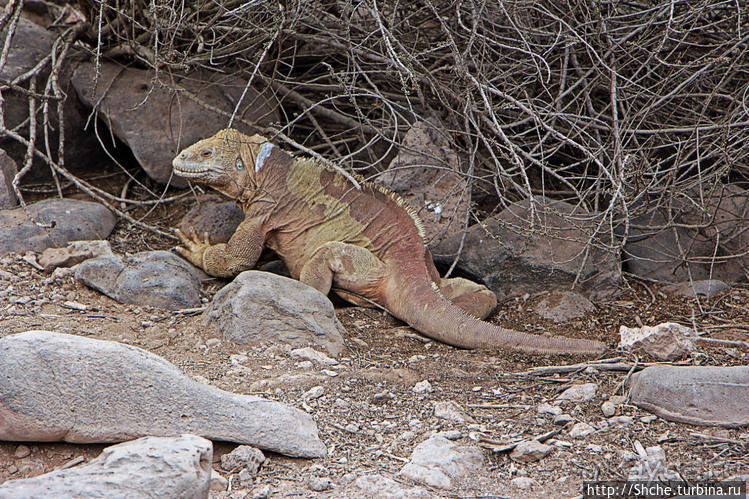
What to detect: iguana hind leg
<box><xmin>299</xmin><ymin>241</ymin><xmax>385</xmax><ymax>305</ymax></box>
<box><xmin>437</xmin><ymin>277</ymin><xmax>497</xmax><ymax>319</ymax></box>
<box><xmin>423</xmin><ymin>248</ymin><xmax>496</xmax><ymax>319</ymax></box>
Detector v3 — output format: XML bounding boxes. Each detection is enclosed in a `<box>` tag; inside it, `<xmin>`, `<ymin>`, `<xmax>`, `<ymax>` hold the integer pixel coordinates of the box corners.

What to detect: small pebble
<box><xmin>308</xmin><ymin>477</ymin><xmax>331</xmax><ymax>491</ymax></box>
<box><xmin>14</xmin><ymin>445</ymin><xmax>31</xmax><ymax>459</ymax></box>
<box><xmin>412</xmin><ymin>380</ymin><xmax>433</xmax><ymax>393</ymax></box>
<box><xmin>553</xmin><ymin>413</ymin><xmax>574</xmax><ymax>425</ymax></box>
<box><xmin>205</xmin><ymin>338</ymin><xmax>221</xmax><ymax>348</ymax></box>
<box><xmin>601</xmin><ymin>401</ymin><xmax>616</xmax><ymax>417</ymax></box>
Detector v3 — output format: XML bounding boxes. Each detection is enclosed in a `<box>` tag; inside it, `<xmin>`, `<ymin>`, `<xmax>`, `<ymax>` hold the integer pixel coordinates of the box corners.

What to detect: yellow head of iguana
<box><xmin>172</xmin><ymin>129</ymin><xmax>274</xmax><ymax>199</ymax></box>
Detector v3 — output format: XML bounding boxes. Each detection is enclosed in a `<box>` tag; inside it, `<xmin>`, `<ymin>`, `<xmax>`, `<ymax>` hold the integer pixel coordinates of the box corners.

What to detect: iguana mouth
<box><xmin>173</xmin><ymin>155</ymin><xmax>211</xmax><ymax>178</ymax></box>
<box><xmin>174</xmin><ymin>167</ymin><xmax>209</xmax><ymax>179</ymax></box>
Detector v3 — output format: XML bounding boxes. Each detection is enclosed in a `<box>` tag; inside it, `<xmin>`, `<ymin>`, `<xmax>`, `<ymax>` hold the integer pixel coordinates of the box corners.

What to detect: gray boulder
<box><xmin>379</xmin><ymin>121</ymin><xmax>469</xmax><ymax>248</ymax></box>
<box><xmin>433</xmin><ymin>196</ymin><xmax>621</xmax><ymax>301</ymax></box>
<box><xmin>0</xmin><ymin>331</ymin><xmax>327</xmax><ymax>457</ymax></box>
<box><xmin>0</xmin><ymin>435</ymin><xmax>213</xmax><ymax>499</ymax></box>
<box><xmin>178</xmin><ymin>195</ymin><xmax>245</xmax><ymax>244</ymax></box>
<box><xmin>398</xmin><ymin>435</ymin><xmax>485</xmax><ymax>489</ymax></box>
<box><xmin>205</xmin><ymin>271</ymin><xmax>347</xmax><ymax>357</ymax></box>
<box><xmin>0</xmin><ymin>198</ymin><xmax>116</xmax><ymax>255</ymax></box>
<box><xmin>624</xmin><ymin>184</ymin><xmax>749</xmax><ymax>283</ymax></box>
<box><xmin>72</xmin><ymin>62</ymin><xmax>278</xmax><ymax>186</ymax></box>
<box><xmin>629</xmin><ymin>365</ymin><xmax>749</xmax><ymax>427</ymax></box>
<box><xmin>0</xmin><ymin>149</ymin><xmax>18</xmax><ymax>208</ymax></box>
<box><xmin>0</xmin><ymin>17</ymin><xmax>104</xmax><ymax>175</ymax></box>
<box><xmin>75</xmin><ymin>250</ymin><xmax>201</xmax><ymax>310</ymax></box>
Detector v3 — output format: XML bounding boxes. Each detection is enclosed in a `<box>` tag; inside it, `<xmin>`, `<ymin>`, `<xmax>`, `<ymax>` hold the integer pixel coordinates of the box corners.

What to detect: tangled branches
<box><xmin>6</xmin><ymin>0</ymin><xmax>749</xmax><ymax>250</ymax></box>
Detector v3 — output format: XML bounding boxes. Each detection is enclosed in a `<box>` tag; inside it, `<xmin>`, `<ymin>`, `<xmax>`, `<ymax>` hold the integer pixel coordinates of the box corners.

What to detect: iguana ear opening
<box><xmin>235</xmin><ymin>156</ymin><xmax>244</xmax><ymax>170</ymax></box>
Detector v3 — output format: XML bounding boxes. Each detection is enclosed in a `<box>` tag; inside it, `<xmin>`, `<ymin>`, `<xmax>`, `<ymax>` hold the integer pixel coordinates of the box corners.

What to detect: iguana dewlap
<box><xmin>172</xmin><ymin>129</ymin><xmax>606</xmax><ymax>356</ymax></box>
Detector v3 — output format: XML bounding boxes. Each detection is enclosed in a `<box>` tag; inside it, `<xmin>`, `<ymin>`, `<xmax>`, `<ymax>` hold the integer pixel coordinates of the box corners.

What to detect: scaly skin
<box><xmin>172</xmin><ymin>129</ymin><xmax>607</xmax><ymax>356</ymax></box>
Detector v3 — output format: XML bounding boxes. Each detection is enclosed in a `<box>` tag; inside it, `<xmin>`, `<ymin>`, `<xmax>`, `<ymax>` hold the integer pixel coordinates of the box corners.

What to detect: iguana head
<box><xmin>172</xmin><ymin>129</ymin><xmax>271</xmax><ymax>198</ymax></box>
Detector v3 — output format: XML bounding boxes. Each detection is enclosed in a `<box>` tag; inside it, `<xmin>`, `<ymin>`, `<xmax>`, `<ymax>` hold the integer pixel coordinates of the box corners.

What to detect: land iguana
<box><xmin>172</xmin><ymin>129</ymin><xmax>606</xmax><ymax>356</ymax></box>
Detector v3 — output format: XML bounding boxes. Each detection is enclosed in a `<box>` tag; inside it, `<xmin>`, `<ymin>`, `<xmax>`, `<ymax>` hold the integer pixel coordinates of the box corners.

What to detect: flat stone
<box><xmin>619</xmin><ymin>322</ymin><xmax>695</xmax><ymax>361</ymax></box>
<box><xmin>662</xmin><ymin>280</ymin><xmax>730</xmax><ymax>298</ymax></box>
<box><xmin>0</xmin><ymin>435</ymin><xmax>212</xmax><ymax>498</ymax></box>
<box><xmin>534</xmin><ymin>290</ymin><xmax>595</xmax><ymax>322</ymax></box>
<box><xmin>609</xmin><ymin>416</ymin><xmax>633</xmax><ymax>426</ymax></box>
<box><xmin>0</xmin><ymin>199</ymin><xmax>116</xmax><ymax>255</ymax></box>
<box><xmin>553</xmin><ymin>414</ymin><xmax>574</xmax><ymax>425</ymax></box>
<box><xmin>72</xmin><ymin>63</ymin><xmax>278</xmax><ymax>186</ymax></box>
<box><xmin>569</xmin><ymin>422</ymin><xmax>595</xmax><ymax>438</ymax></box>
<box><xmin>509</xmin><ymin>440</ymin><xmax>554</xmax><ymax>463</ymax></box>
<box><xmin>303</xmin><ymin>386</ymin><xmax>325</xmax><ymax>400</ymax></box>
<box><xmin>75</xmin><ymin>250</ymin><xmax>201</xmax><ymax>310</ymax></box>
<box><xmin>352</xmin><ymin>474</ymin><xmax>433</xmax><ymax>498</ymax></box>
<box><xmin>556</xmin><ymin>383</ymin><xmax>598</xmax><ymax>402</ymax></box>
<box><xmin>398</xmin><ymin>435</ymin><xmax>485</xmax><ymax>489</ymax></box>
<box><xmin>433</xmin><ymin>401</ymin><xmax>475</xmax><ymax>424</ymax></box>
<box><xmin>629</xmin><ymin>365</ymin><xmax>749</xmax><ymax>427</ymax></box>
<box><xmin>38</xmin><ymin>240</ymin><xmax>113</xmax><ymax>272</ymax></box>
<box><xmin>290</xmin><ymin>347</ymin><xmax>337</xmax><ymax>366</ymax></box>
<box><xmin>537</xmin><ymin>402</ymin><xmax>563</xmax><ymax>415</ymax></box>
<box><xmin>205</xmin><ymin>271</ymin><xmax>346</xmax><ymax>357</ymax></box>
<box><xmin>433</xmin><ymin>196</ymin><xmax>620</xmax><ymax>301</ymax></box>
<box><xmin>511</xmin><ymin>477</ymin><xmax>538</xmax><ymax>490</ymax></box>
<box><xmin>0</xmin><ymin>331</ymin><xmax>327</xmax><ymax>457</ymax></box>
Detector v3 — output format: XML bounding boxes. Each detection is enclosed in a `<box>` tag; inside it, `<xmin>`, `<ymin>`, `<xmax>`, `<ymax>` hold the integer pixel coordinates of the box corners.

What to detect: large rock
<box><xmin>379</xmin><ymin>121</ymin><xmax>469</xmax><ymax>247</ymax></box>
<box><xmin>0</xmin><ymin>149</ymin><xmax>18</xmax><ymax>208</ymax></box>
<box><xmin>398</xmin><ymin>435</ymin><xmax>485</xmax><ymax>489</ymax></box>
<box><xmin>0</xmin><ymin>331</ymin><xmax>327</xmax><ymax>457</ymax></box>
<box><xmin>433</xmin><ymin>196</ymin><xmax>621</xmax><ymax>301</ymax></box>
<box><xmin>72</xmin><ymin>62</ymin><xmax>279</xmax><ymax>186</ymax></box>
<box><xmin>178</xmin><ymin>195</ymin><xmax>244</xmax><ymax>244</ymax></box>
<box><xmin>0</xmin><ymin>17</ymin><xmax>105</xmax><ymax>176</ymax></box>
<box><xmin>205</xmin><ymin>271</ymin><xmax>347</xmax><ymax>357</ymax></box>
<box><xmin>0</xmin><ymin>435</ymin><xmax>213</xmax><ymax>498</ymax></box>
<box><xmin>0</xmin><ymin>198</ymin><xmax>116</xmax><ymax>255</ymax></box>
<box><xmin>618</xmin><ymin>322</ymin><xmax>695</xmax><ymax>361</ymax></box>
<box><xmin>75</xmin><ymin>250</ymin><xmax>201</xmax><ymax>310</ymax></box>
<box><xmin>628</xmin><ymin>365</ymin><xmax>749</xmax><ymax>427</ymax></box>
<box><xmin>624</xmin><ymin>184</ymin><xmax>749</xmax><ymax>283</ymax></box>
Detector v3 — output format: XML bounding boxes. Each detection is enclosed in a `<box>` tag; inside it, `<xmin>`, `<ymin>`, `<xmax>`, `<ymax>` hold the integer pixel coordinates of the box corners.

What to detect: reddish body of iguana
<box><xmin>173</xmin><ymin>129</ymin><xmax>606</xmax><ymax>356</ymax></box>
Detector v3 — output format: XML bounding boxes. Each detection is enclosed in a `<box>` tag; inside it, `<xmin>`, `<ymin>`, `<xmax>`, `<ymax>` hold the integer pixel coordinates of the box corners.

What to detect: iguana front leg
<box><xmin>175</xmin><ymin>216</ymin><xmax>266</xmax><ymax>278</ymax></box>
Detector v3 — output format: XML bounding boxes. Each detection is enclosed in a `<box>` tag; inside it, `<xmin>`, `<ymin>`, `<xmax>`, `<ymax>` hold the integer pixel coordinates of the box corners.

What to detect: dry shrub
<box><xmin>2</xmin><ymin>0</ymin><xmax>748</xmax><ymax>256</ymax></box>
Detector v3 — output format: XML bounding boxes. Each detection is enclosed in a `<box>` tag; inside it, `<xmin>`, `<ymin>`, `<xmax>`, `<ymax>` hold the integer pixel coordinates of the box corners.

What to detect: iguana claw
<box><xmin>174</xmin><ymin>227</ymin><xmax>211</xmax><ymax>268</ymax></box>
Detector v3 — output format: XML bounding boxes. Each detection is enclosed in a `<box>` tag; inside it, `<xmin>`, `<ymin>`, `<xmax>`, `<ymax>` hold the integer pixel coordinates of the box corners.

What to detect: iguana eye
<box><xmin>200</xmin><ymin>148</ymin><xmax>213</xmax><ymax>159</ymax></box>
<box><xmin>235</xmin><ymin>157</ymin><xmax>244</xmax><ymax>170</ymax></box>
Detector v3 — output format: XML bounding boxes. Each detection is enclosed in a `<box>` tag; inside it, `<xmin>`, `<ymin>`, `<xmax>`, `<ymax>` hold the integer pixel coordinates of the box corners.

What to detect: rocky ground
<box><xmin>1</xmin><ymin>209</ymin><xmax>747</xmax><ymax>497</ymax></box>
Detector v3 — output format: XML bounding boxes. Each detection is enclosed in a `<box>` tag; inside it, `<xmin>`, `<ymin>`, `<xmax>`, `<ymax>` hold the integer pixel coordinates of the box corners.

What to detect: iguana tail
<box><xmin>385</xmin><ymin>271</ymin><xmax>606</xmax><ymax>356</ymax></box>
